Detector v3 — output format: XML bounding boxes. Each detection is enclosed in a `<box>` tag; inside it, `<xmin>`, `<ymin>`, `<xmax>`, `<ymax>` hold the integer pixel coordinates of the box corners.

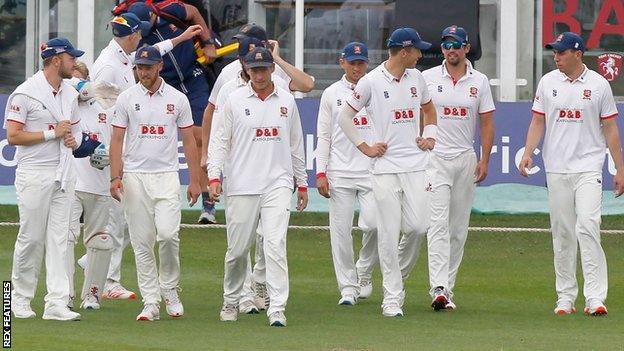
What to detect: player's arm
<box><xmin>315</xmin><ymin>89</ymin><xmax>332</xmax><ymax>198</ymax></box>
<box><xmin>602</xmin><ymin>117</ymin><xmax>624</xmax><ymax>197</ymax></box>
<box><xmin>200</xmin><ymin>103</ymin><xmax>215</xmax><ymax>171</ymax></box>
<box><xmin>518</xmin><ymin>112</ymin><xmax>545</xmax><ymax>177</ymax></box>
<box><xmin>207</xmin><ymin>99</ymin><xmax>234</xmax><ymax>202</ymax></box>
<box><xmin>180</xmin><ymin>125</ymin><xmax>201</xmax><ymax>205</ymax></box>
<box><xmin>5</xmin><ymin>95</ymin><xmax>70</xmax><ymax>145</ymax></box>
<box><xmin>109</xmin><ymin>125</ymin><xmax>126</xmax><ymax>201</ymax></box>
<box><xmin>268</xmin><ymin>40</ymin><xmax>314</xmax><ymax>93</ymax></box>
<box><xmin>290</xmin><ymin>104</ymin><xmax>308</xmax><ymax>212</ymax></box>
<box><xmin>475</xmin><ymin>111</ymin><xmax>494</xmax><ymax>183</ymax></box>
<box><xmin>417</xmin><ymin>100</ymin><xmax>437</xmax><ymax>151</ymax></box>
<box><xmin>182</xmin><ymin>3</ymin><xmax>217</xmax><ymax>62</ymax></box>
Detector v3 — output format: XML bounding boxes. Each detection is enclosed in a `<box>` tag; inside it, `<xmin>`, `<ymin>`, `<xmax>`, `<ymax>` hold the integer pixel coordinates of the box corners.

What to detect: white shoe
<box><xmin>431</xmin><ymin>286</ymin><xmax>449</xmax><ymax>311</ymax></box>
<box><xmin>239</xmin><ymin>299</ymin><xmax>259</xmax><ymax>314</ymax></box>
<box><xmin>77</xmin><ymin>254</ymin><xmax>87</xmax><ymax>270</ymax></box>
<box><xmin>338</xmin><ymin>294</ymin><xmax>356</xmax><ymax>306</ymax></box>
<box><xmin>253</xmin><ymin>282</ymin><xmax>269</xmax><ymax>310</ymax></box>
<box><xmin>80</xmin><ymin>293</ymin><xmax>101</xmax><ymax>310</ymax></box>
<box><xmin>103</xmin><ymin>282</ymin><xmax>136</xmax><ymax>300</ymax></box>
<box><xmin>269</xmin><ymin>311</ymin><xmax>287</xmax><ymax>327</ymax></box>
<box><xmin>161</xmin><ymin>287</ymin><xmax>184</xmax><ymax>317</ymax></box>
<box><xmin>42</xmin><ymin>305</ymin><xmax>81</xmax><ymax>321</ymax></box>
<box><xmin>136</xmin><ymin>303</ymin><xmax>160</xmax><ymax>321</ymax></box>
<box><xmin>197</xmin><ymin>209</ymin><xmax>216</xmax><ymax>224</ymax></box>
<box><xmin>359</xmin><ymin>279</ymin><xmax>372</xmax><ymax>299</ymax></box>
<box><xmin>12</xmin><ymin>303</ymin><xmax>36</xmax><ymax>319</ymax></box>
<box><xmin>382</xmin><ymin>304</ymin><xmax>404</xmax><ymax>317</ymax></box>
<box><xmin>220</xmin><ymin>303</ymin><xmax>238</xmax><ymax>322</ymax></box>
<box><xmin>554</xmin><ymin>300</ymin><xmax>576</xmax><ymax>315</ymax></box>
<box><xmin>445</xmin><ymin>297</ymin><xmax>456</xmax><ymax>310</ymax></box>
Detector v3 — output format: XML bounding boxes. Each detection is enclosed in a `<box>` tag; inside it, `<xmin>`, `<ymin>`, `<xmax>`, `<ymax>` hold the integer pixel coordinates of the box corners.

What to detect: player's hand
<box><xmin>110</xmin><ymin>178</ymin><xmax>124</xmax><ymax>202</ymax></box>
<box><xmin>187</xmin><ymin>181</ymin><xmax>201</xmax><ymax>207</ymax></box>
<box><xmin>202</xmin><ymin>44</ymin><xmax>217</xmax><ymax>64</ymax></box>
<box><xmin>518</xmin><ymin>155</ymin><xmax>533</xmax><ymax>177</ymax></box>
<box><xmin>296</xmin><ymin>189</ymin><xmax>308</xmax><ymax>212</ymax></box>
<box><xmin>180</xmin><ymin>24</ymin><xmax>202</xmax><ymax>42</ymax></box>
<box><xmin>63</xmin><ymin>132</ymin><xmax>78</xmax><ymax>150</ymax></box>
<box><xmin>416</xmin><ymin>137</ymin><xmax>435</xmax><ymax>151</ymax></box>
<box><xmin>268</xmin><ymin>40</ymin><xmax>280</xmax><ymax>59</ymax></box>
<box><xmin>209</xmin><ymin>181</ymin><xmax>222</xmax><ymax>202</ymax></box>
<box><xmin>200</xmin><ymin>154</ymin><xmax>208</xmax><ymax>174</ymax></box>
<box><xmin>360</xmin><ymin>142</ymin><xmax>387</xmax><ymax>158</ymax></box>
<box><xmin>614</xmin><ymin>170</ymin><xmax>624</xmax><ymax>197</ymax></box>
<box><xmin>474</xmin><ymin>159</ymin><xmax>489</xmax><ymax>183</ymax></box>
<box><xmin>316</xmin><ymin>176</ymin><xmax>330</xmax><ymax>198</ymax></box>
<box><xmin>54</xmin><ymin>120</ymin><xmax>72</xmax><ymax>138</ymax></box>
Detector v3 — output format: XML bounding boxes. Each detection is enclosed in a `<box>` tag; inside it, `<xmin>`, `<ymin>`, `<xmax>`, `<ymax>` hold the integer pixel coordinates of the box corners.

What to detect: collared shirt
<box><xmin>91</xmin><ymin>39</ymin><xmax>136</xmax><ymax>91</ymax></box>
<box><xmin>112</xmin><ymin>78</ymin><xmax>194</xmax><ymax>173</ymax></box>
<box><xmin>346</xmin><ymin>61</ymin><xmax>431</xmax><ymax>174</ymax></box>
<box><xmin>4</xmin><ymin>73</ymin><xmax>81</xmax><ymax>167</ymax></box>
<box><xmin>532</xmin><ymin>65</ymin><xmax>618</xmax><ymax>173</ymax></box>
<box><xmin>422</xmin><ymin>60</ymin><xmax>495</xmax><ymax>159</ymax></box>
<box><xmin>73</xmin><ymin>100</ymin><xmax>113</xmax><ymax>196</ymax></box>
<box><xmin>207</xmin><ymin>82</ymin><xmax>308</xmax><ymax>195</ymax></box>
<box><xmin>316</xmin><ymin>75</ymin><xmax>373</xmax><ymax>177</ymax></box>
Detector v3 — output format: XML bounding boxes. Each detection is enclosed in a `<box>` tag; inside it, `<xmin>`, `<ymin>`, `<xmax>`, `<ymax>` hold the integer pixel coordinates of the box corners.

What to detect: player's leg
<box><xmin>371</xmin><ymin>173</ymin><xmax>404</xmax><ymax>316</ymax></box>
<box><xmin>238</xmin><ymin>254</ymin><xmax>260</xmax><ymax>314</ymax></box>
<box><xmin>328</xmin><ymin>180</ymin><xmax>358</xmax><ymax>304</ymax></box>
<box><xmin>260</xmin><ymin>187</ymin><xmax>292</xmax><ymax>326</ymax></box>
<box><xmin>123</xmin><ymin>173</ymin><xmax>160</xmax><ymax>321</ymax></box>
<box><xmin>573</xmin><ymin>172</ymin><xmax>607</xmax><ymax>315</ymax></box>
<box><xmin>80</xmin><ymin>193</ymin><xmax>113</xmax><ymax>310</ymax></box>
<box><xmin>355</xmin><ymin>179</ymin><xmax>378</xmax><ymax>299</ymax></box>
<box><xmin>11</xmin><ymin>168</ymin><xmax>54</xmax><ymax>318</ymax></box>
<box><xmin>446</xmin><ymin>151</ymin><xmax>477</xmax><ymax>307</ymax></box>
<box><xmin>251</xmin><ymin>226</ymin><xmax>268</xmax><ymax>310</ymax></box>
<box><xmin>546</xmin><ymin>173</ymin><xmax>578</xmax><ymax>315</ymax></box>
<box><xmin>105</xmin><ymin>200</ymin><xmax>135</xmax><ymax>299</ymax></box>
<box><xmin>221</xmin><ymin>194</ymin><xmax>261</xmax><ymax>321</ymax></box>
<box><xmin>67</xmin><ymin>192</ymin><xmax>84</xmax><ymax>309</ymax></box>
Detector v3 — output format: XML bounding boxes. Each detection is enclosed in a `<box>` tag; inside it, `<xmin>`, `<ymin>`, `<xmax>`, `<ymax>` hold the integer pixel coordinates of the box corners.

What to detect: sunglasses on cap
<box><xmin>441</xmin><ymin>41</ymin><xmax>465</xmax><ymax>50</ymax></box>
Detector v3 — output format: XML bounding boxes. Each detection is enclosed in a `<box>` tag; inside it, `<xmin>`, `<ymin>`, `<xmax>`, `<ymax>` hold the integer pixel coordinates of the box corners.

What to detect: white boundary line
<box><xmin>0</xmin><ymin>222</ymin><xmax>623</xmax><ymax>234</ymax></box>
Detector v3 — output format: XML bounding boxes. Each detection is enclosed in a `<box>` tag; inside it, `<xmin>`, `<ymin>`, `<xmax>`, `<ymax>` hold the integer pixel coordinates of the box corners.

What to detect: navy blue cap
<box><xmin>441</xmin><ymin>25</ymin><xmax>468</xmax><ymax>43</ymax></box>
<box><xmin>342</xmin><ymin>42</ymin><xmax>368</xmax><ymax>62</ymax></box>
<box><xmin>134</xmin><ymin>46</ymin><xmax>162</xmax><ymax>65</ymax></box>
<box><xmin>387</xmin><ymin>27</ymin><xmax>431</xmax><ymax>50</ymax></box>
<box><xmin>128</xmin><ymin>2</ymin><xmax>152</xmax><ymax>23</ymax></box>
<box><xmin>545</xmin><ymin>32</ymin><xmax>586</xmax><ymax>52</ymax></box>
<box><xmin>111</xmin><ymin>12</ymin><xmax>151</xmax><ymax>38</ymax></box>
<box><xmin>40</xmin><ymin>38</ymin><xmax>84</xmax><ymax>59</ymax></box>
<box><xmin>233</xmin><ymin>23</ymin><xmax>268</xmax><ymax>42</ymax></box>
<box><xmin>238</xmin><ymin>37</ymin><xmax>265</xmax><ymax>58</ymax></box>
<box><xmin>243</xmin><ymin>47</ymin><xmax>274</xmax><ymax>68</ymax></box>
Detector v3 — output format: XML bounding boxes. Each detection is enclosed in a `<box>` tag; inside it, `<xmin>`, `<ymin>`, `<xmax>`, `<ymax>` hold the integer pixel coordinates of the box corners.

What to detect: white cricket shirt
<box><xmin>112</xmin><ymin>78</ymin><xmax>194</xmax><ymax>173</ymax></box>
<box><xmin>346</xmin><ymin>62</ymin><xmax>431</xmax><ymax>174</ymax></box>
<box><xmin>532</xmin><ymin>65</ymin><xmax>618</xmax><ymax>173</ymax></box>
<box><xmin>422</xmin><ymin>60</ymin><xmax>495</xmax><ymax>160</ymax></box>
<box><xmin>207</xmin><ymin>82</ymin><xmax>308</xmax><ymax>195</ymax></box>
<box><xmin>316</xmin><ymin>75</ymin><xmax>373</xmax><ymax>178</ymax></box>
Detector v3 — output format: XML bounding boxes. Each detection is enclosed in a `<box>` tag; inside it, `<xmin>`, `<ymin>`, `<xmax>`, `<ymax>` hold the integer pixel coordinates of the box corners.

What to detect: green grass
<box><xmin>1</xmin><ymin>205</ymin><xmax>623</xmax><ymax>350</ymax></box>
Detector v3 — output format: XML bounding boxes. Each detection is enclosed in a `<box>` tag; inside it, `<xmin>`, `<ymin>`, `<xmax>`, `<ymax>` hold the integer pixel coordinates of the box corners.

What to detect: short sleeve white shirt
<box><xmin>346</xmin><ymin>62</ymin><xmax>431</xmax><ymax>174</ymax></box>
<box><xmin>532</xmin><ymin>66</ymin><xmax>618</xmax><ymax>173</ymax></box>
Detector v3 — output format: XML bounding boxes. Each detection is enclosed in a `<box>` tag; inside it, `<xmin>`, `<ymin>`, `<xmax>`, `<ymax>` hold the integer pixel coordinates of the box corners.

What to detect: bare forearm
<box><xmin>201</xmin><ymin>104</ymin><xmax>214</xmax><ymax>159</ymax></box>
<box><xmin>523</xmin><ymin>115</ymin><xmax>545</xmax><ymax>155</ymax></box>
<box><xmin>274</xmin><ymin>56</ymin><xmax>314</xmax><ymax>93</ymax></box>
<box><xmin>479</xmin><ymin>116</ymin><xmax>495</xmax><ymax>163</ymax></box>
<box><xmin>422</xmin><ymin>102</ymin><xmax>437</xmax><ymax>126</ymax></box>
<box><xmin>183</xmin><ymin>133</ymin><xmax>201</xmax><ymax>183</ymax></box>
<box><xmin>184</xmin><ymin>4</ymin><xmax>211</xmax><ymax>41</ymax></box>
<box><xmin>8</xmin><ymin>130</ymin><xmax>47</xmax><ymax>146</ymax></box>
<box><xmin>604</xmin><ymin>121</ymin><xmax>624</xmax><ymax>171</ymax></box>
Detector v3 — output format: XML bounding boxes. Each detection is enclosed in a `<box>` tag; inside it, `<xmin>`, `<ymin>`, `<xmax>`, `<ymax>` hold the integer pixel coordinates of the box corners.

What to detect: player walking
<box><xmin>109</xmin><ymin>46</ymin><xmax>202</xmax><ymax>321</ymax></box>
<box><xmin>316</xmin><ymin>42</ymin><xmax>379</xmax><ymax>305</ymax></box>
<box><xmin>519</xmin><ymin>32</ymin><xmax>624</xmax><ymax>316</ymax></box>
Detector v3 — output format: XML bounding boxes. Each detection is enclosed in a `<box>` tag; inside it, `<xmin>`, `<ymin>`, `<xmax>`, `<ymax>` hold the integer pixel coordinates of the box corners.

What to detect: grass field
<box><xmin>1</xmin><ymin>205</ymin><xmax>623</xmax><ymax>350</ymax></box>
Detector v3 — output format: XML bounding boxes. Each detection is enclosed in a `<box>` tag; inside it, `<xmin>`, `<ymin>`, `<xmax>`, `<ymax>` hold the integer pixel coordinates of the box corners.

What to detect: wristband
<box><xmin>316</xmin><ymin>172</ymin><xmax>327</xmax><ymax>180</ymax></box>
<box><xmin>43</xmin><ymin>129</ymin><xmax>56</xmax><ymax>141</ymax></box>
<box><xmin>297</xmin><ymin>187</ymin><xmax>308</xmax><ymax>193</ymax></box>
<box><xmin>422</xmin><ymin>124</ymin><xmax>438</xmax><ymax>139</ymax></box>
<box><xmin>209</xmin><ymin>178</ymin><xmax>221</xmax><ymax>185</ymax></box>
<box><xmin>110</xmin><ymin>176</ymin><xmax>122</xmax><ymax>183</ymax></box>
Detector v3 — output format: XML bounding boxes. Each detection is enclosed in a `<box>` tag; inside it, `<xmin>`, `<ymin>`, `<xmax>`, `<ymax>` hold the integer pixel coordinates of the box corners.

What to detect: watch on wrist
<box><xmin>202</xmin><ymin>38</ymin><xmax>216</xmax><ymax>46</ymax></box>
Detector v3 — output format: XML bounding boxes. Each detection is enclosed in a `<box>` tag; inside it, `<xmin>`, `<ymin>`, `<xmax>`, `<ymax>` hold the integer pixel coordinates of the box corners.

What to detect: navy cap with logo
<box><xmin>238</xmin><ymin>37</ymin><xmax>265</xmax><ymax>58</ymax></box>
<box><xmin>233</xmin><ymin>23</ymin><xmax>268</xmax><ymax>42</ymax></box>
<box><xmin>111</xmin><ymin>12</ymin><xmax>151</xmax><ymax>38</ymax></box>
<box><xmin>134</xmin><ymin>46</ymin><xmax>162</xmax><ymax>65</ymax></box>
<box><xmin>40</xmin><ymin>37</ymin><xmax>85</xmax><ymax>60</ymax></box>
<box><xmin>441</xmin><ymin>25</ymin><xmax>468</xmax><ymax>44</ymax></box>
<box><xmin>342</xmin><ymin>42</ymin><xmax>368</xmax><ymax>62</ymax></box>
<box><xmin>545</xmin><ymin>32</ymin><xmax>586</xmax><ymax>52</ymax></box>
<box><xmin>387</xmin><ymin>27</ymin><xmax>432</xmax><ymax>50</ymax></box>
<box><xmin>243</xmin><ymin>47</ymin><xmax>274</xmax><ymax>68</ymax></box>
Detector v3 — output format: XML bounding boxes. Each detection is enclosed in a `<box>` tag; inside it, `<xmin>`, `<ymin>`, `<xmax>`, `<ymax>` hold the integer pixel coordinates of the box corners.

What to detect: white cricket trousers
<box><xmin>67</xmin><ymin>191</ymin><xmax>111</xmax><ymax>300</ymax></box>
<box><xmin>123</xmin><ymin>172</ymin><xmax>182</xmax><ymax>305</ymax></box>
<box><xmin>107</xmin><ymin>200</ymin><xmax>130</xmax><ymax>284</ymax></box>
<box><xmin>372</xmin><ymin>171</ymin><xmax>430</xmax><ymax>309</ymax></box>
<box><xmin>222</xmin><ymin>187</ymin><xmax>292</xmax><ymax>316</ymax></box>
<box><xmin>546</xmin><ymin>171</ymin><xmax>607</xmax><ymax>305</ymax></box>
<box><xmin>328</xmin><ymin>176</ymin><xmax>378</xmax><ymax>297</ymax></box>
<box><xmin>12</xmin><ymin>166</ymin><xmax>75</xmax><ymax>308</ymax></box>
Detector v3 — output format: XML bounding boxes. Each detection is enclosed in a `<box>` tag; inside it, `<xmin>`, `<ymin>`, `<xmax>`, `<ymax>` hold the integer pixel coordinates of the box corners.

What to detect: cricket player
<box><xmin>519</xmin><ymin>32</ymin><xmax>624</xmax><ymax>316</ymax></box>
<box><xmin>209</xmin><ymin>47</ymin><xmax>308</xmax><ymax>327</ymax></box>
<box><xmin>398</xmin><ymin>25</ymin><xmax>495</xmax><ymax>311</ymax></box>
<box><xmin>338</xmin><ymin>28</ymin><xmax>437</xmax><ymax>317</ymax></box>
<box><xmin>316</xmin><ymin>42</ymin><xmax>379</xmax><ymax>305</ymax></box>
<box><xmin>109</xmin><ymin>46</ymin><xmax>202</xmax><ymax>321</ymax></box>
<box><xmin>5</xmin><ymin>38</ymin><xmax>85</xmax><ymax>321</ymax></box>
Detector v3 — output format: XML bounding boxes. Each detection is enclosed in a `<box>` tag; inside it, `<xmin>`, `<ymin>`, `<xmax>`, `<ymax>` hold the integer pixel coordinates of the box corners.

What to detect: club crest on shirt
<box><xmin>410</xmin><ymin>87</ymin><xmax>418</xmax><ymax>97</ymax></box>
<box><xmin>280</xmin><ymin>106</ymin><xmax>288</xmax><ymax>117</ymax></box>
<box><xmin>582</xmin><ymin>89</ymin><xmax>592</xmax><ymax>100</ymax></box>
<box><xmin>469</xmin><ymin>87</ymin><xmax>478</xmax><ymax>98</ymax></box>
<box><xmin>98</xmin><ymin>113</ymin><xmax>107</xmax><ymax>123</ymax></box>
<box><xmin>352</xmin><ymin>91</ymin><xmax>361</xmax><ymax>100</ymax></box>
<box><xmin>135</xmin><ymin>103</ymin><xmax>141</xmax><ymax>111</ymax></box>
<box><xmin>597</xmin><ymin>53</ymin><xmax>622</xmax><ymax>82</ymax></box>
<box><xmin>166</xmin><ymin>104</ymin><xmax>175</xmax><ymax>114</ymax></box>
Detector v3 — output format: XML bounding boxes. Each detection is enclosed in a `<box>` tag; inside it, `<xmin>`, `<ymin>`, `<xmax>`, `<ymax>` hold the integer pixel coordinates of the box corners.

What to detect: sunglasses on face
<box><xmin>441</xmin><ymin>41</ymin><xmax>465</xmax><ymax>50</ymax></box>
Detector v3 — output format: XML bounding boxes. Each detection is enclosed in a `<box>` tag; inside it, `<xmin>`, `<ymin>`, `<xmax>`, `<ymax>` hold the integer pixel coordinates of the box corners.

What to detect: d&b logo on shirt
<box><xmin>392</xmin><ymin>109</ymin><xmax>415</xmax><ymax>124</ymax></box>
<box><xmin>442</xmin><ymin>106</ymin><xmax>469</xmax><ymax>119</ymax></box>
<box><xmin>253</xmin><ymin>127</ymin><xmax>282</xmax><ymax>142</ymax></box>
<box><xmin>557</xmin><ymin>109</ymin><xmax>583</xmax><ymax>123</ymax></box>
